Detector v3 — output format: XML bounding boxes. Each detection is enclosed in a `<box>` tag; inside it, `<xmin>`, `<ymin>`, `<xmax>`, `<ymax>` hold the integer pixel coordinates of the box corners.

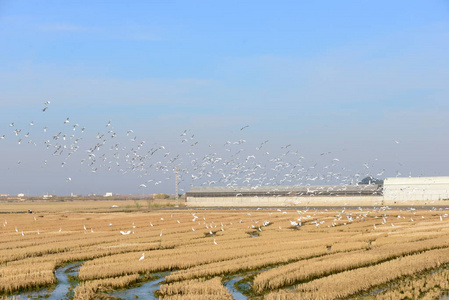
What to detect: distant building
<box><xmin>383</xmin><ymin>176</ymin><xmax>449</xmax><ymax>202</ymax></box>
<box><xmin>17</xmin><ymin>193</ymin><xmax>25</xmax><ymax>198</ymax></box>
<box><xmin>42</xmin><ymin>194</ymin><xmax>53</xmax><ymax>199</ymax></box>
<box><xmin>0</xmin><ymin>194</ymin><xmax>9</xmax><ymax>198</ymax></box>
<box><xmin>185</xmin><ymin>185</ymin><xmax>382</xmax><ymax>206</ymax></box>
<box><xmin>104</xmin><ymin>192</ymin><xmax>113</xmax><ymax>197</ymax></box>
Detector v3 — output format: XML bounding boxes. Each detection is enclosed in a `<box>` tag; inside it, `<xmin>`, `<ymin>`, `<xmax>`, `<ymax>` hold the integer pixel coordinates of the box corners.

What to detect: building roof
<box><xmin>384</xmin><ymin>176</ymin><xmax>449</xmax><ymax>185</ymax></box>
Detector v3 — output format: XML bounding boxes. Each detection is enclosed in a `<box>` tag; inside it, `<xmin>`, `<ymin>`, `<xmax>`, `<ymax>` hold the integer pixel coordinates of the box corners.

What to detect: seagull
<box><xmin>240</xmin><ymin>125</ymin><xmax>249</xmax><ymax>131</ymax></box>
<box><xmin>64</xmin><ymin>118</ymin><xmax>70</xmax><ymax>124</ymax></box>
<box><xmin>213</xmin><ymin>238</ymin><xmax>217</xmax><ymax>245</ymax></box>
<box><xmin>120</xmin><ymin>230</ymin><xmax>131</xmax><ymax>235</ymax></box>
<box><xmin>139</xmin><ymin>253</ymin><xmax>145</xmax><ymax>261</ymax></box>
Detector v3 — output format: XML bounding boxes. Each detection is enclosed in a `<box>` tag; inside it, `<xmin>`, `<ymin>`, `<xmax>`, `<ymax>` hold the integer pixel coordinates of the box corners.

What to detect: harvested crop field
<box><xmin>2</xmin><ymin>201</ymin><xmax>449</xmax><ymax>299</ymax></box>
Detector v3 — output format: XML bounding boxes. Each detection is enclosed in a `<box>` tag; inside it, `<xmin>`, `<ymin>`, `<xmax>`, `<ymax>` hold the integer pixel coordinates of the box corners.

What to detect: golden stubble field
<box><xmin>1</xmin><ymin>201</ymin><xmax>449</xmax><ymax>299</ymax></box>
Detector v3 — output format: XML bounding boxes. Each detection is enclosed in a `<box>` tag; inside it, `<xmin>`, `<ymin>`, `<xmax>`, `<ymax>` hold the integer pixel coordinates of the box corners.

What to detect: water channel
<box><xmin>224</xmin><ymin>276</ymin><xmax>247</xmax><ymax>300</ymax></box>
<box><xmin>109</xmin><ymin>271</ymin><xmax>170</xmax><ymax>300</ymax></box>
<box><xmin>11</xmin><ymin>264</ymin><xmax>248</xmax><ymax>300</ymax></box>
<box><xmin>13</xmin><ymin>262</ymin><xmax>81</xmax><ymax>300</ymax></box>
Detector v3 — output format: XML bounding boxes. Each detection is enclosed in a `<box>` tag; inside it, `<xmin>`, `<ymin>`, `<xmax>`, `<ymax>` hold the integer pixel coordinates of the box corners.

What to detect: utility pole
<box><xmin>175</xmin><ymin>166</ymin><xmax>179</xmax><ymax>207</ymax></box>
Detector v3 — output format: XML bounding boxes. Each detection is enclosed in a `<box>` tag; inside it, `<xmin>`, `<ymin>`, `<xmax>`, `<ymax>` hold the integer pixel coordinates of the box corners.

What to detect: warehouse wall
<box><xmin>383</xmin><ymin>177</ymin><xmax>449</xmax><ymax>202</ymax></box>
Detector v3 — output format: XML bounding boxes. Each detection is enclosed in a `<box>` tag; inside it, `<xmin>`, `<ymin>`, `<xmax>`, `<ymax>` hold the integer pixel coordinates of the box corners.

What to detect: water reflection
<box><xmin>224</xmin><ymin>276</ymin><xmax>247</xmax><ymax>300</ymax></box>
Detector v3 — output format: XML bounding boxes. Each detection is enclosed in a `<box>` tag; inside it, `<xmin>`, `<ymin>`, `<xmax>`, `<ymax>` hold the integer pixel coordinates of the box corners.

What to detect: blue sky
<box><xmin>0</xmin><ymin>1</ymin><xmax>448</xmax><ymax>195</ymax></box>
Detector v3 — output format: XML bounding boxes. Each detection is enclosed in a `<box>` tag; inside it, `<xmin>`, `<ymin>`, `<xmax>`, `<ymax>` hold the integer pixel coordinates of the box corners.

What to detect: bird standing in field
<box><xmin>139</xmin><ymin>253</ymin><xmax>145</xmax><ymax>261</ymax></box>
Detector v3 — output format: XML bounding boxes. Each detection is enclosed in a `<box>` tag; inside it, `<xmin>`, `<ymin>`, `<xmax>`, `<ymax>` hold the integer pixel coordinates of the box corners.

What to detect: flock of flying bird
<box><xmin>0</xmin><ymin>102</ymin><xmax>444</xmax><ymax>266</ymax></box>
<box><xmin>0</xmin><ymin>101</ymin><xmax>397</xmax><ymax>195</ymax></box>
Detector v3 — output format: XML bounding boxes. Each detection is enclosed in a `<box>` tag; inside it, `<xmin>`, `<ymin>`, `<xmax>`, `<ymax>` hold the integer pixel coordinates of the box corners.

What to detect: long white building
<box><xmin>185</xmin><ymin>185</ymin><xmax>382</xmax><ymax>206</ymax></box>
<box><xmin>383</xmin><ymin>176</ymin><xmax>449</xmax><ymax>202</ymax></box>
